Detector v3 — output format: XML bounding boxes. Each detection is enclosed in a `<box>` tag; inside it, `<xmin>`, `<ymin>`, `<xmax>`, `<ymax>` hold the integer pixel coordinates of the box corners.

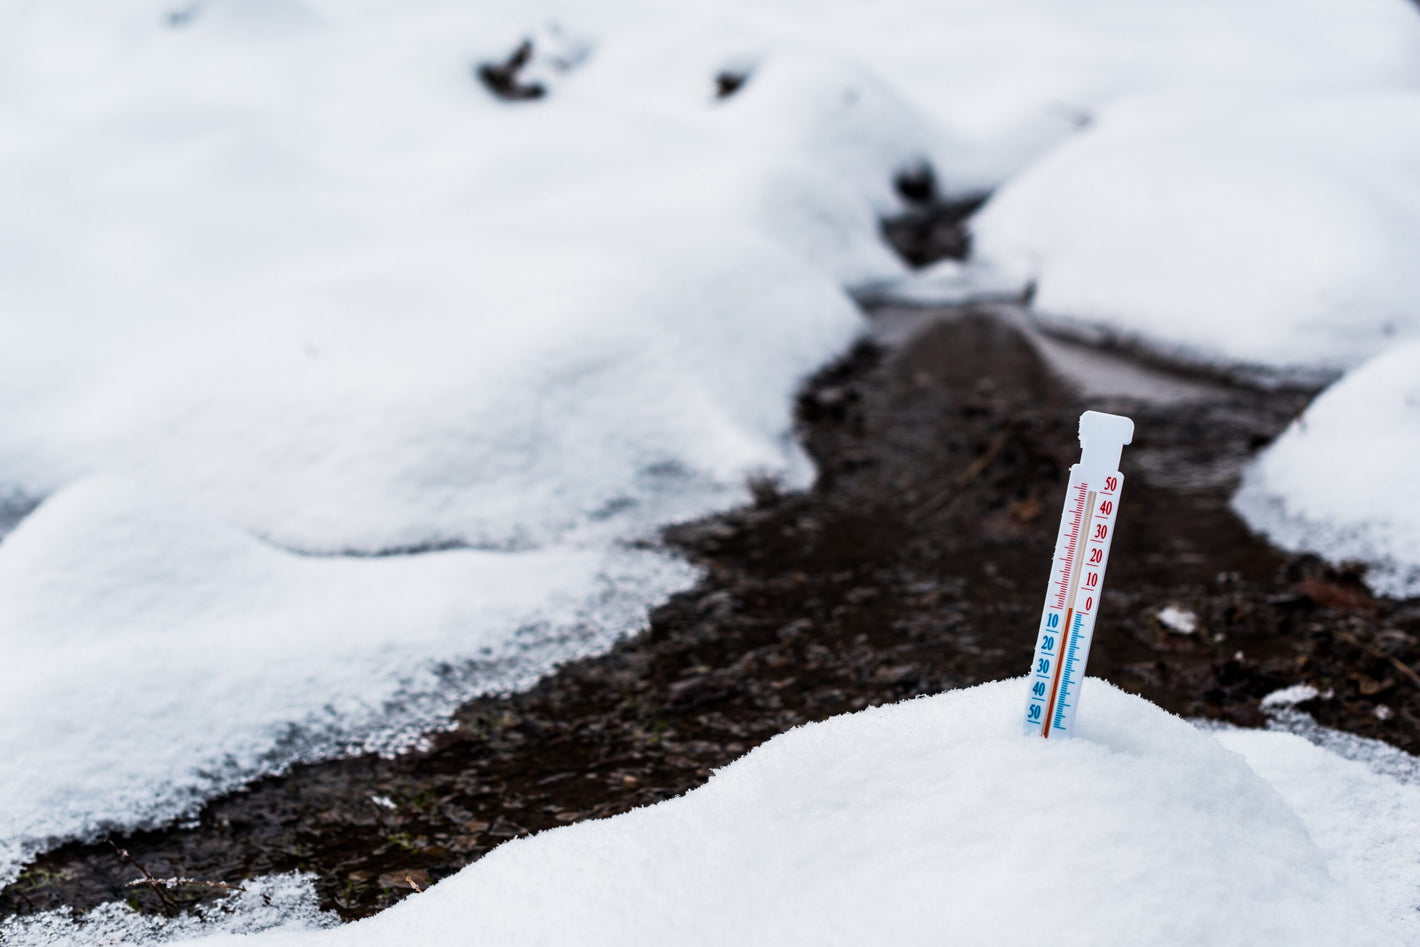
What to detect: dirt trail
<box><xmin>4</xmin><ymin>305</ymin><xmax>1418</xmax><ymax>923</ymax></box>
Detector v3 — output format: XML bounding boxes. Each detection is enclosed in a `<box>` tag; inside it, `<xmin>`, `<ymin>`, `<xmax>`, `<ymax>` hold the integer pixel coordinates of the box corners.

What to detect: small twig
<box><xmin>124</xmin><ymin>877</ymin><xmax>247</xmax><ymax>894</ymax></box>
<box><xmin>476</xmin><ymin>39</ymin><xmax>546</xmax><ymax>101</ymax></box>
<box><xmin>912</xmin><ymin>429</ymin><xmax>1012</xmax><ymax>520</ymax></box>
<box><xmin>953</xmin><ymin>430</ymin><xmax>1012</xmax><ymax>489</ymax></box>
<box><xmin>1334</xmin><ymin>630</ymin><xmax>1420</xmax><ymax>691</ymax></box>
<box><xmin>405</xmin><ymin>875</ymin><xmax>424</xmax><ymax>893</ymax></box>
<box><xmin>109</xmin><ymin>840</ymin><xmax>177</xmax><ymax>917</ymax></box>
<box><xmin>14</xmin><ymin>887</ymin><xmax>38</xmax><ymax>915</ymax></box>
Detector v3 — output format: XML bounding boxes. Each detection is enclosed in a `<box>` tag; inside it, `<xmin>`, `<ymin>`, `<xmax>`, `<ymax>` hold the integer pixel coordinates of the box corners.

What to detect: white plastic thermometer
<box><xmin>1023</xmin><ymin>411</ymin><xmax>1134</xmax><ymax>739</ymax></box>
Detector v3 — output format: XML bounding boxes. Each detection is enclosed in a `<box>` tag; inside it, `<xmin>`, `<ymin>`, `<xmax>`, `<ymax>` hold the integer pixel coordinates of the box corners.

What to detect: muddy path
<box><xmin>5</xmin><ymin>305</ymin><xmax>1419</xmax><ymax>924</ymax></box>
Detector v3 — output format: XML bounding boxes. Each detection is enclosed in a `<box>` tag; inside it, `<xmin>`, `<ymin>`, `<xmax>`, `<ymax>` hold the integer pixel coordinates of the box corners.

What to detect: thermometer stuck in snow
<box><xmin>1024</xmin><ymin>411</ymin><xmax>1134</xmax><ymax>738</ymax></box>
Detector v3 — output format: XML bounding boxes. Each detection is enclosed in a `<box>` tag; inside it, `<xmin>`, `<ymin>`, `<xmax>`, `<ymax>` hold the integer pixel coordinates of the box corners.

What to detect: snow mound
<box><xmin>149</xmin><ymin>679</ymin><xmax>1411</xmax><ymax>947</ymax></box>
<box><xmin>0</xmin><ymin>478</ymin><xmax>695</xmax><ymax>881</ymax></box>
<box><xmin>972</xmin><ymin>93</ymin><xmax>1420</xmax><ymax>374</ymax></box>
<box><xmin>1213</xmin><ymin>726</ymin><xmax>1420</xmax><ymax>941</ymax></box>
<box><xmin>1234</xmin><ymin>341</ymin><xmax>1420</xmax><ymax>597</ymax></box>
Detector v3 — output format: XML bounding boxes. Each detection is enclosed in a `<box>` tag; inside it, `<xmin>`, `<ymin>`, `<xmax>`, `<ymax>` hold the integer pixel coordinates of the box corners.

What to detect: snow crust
<box><xmin>1234</xmin><ymin>341</ymin><xmax>1420</xmax><ymax>597</ymax></box>
<box><xmin>0</xmin><ymin>874</ymin><xmax>335</xmax><ymax>946</ymax></box>
<box><xmin>15</xmin><ymin>680</ymin><xmax>1409</xmax><ymax>947</ymax></box>
<box><xmin>0</xmin><ymin>478</ymin><xmax>695</xmax><ymax>877</ymax></box>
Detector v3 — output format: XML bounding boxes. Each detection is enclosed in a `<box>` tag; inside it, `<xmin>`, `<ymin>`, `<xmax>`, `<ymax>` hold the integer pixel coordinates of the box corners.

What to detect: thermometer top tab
<box><xmin>1077</xmin><ymin>410</ymin><xmax>1134</xmax><ymax>482</ymax></box>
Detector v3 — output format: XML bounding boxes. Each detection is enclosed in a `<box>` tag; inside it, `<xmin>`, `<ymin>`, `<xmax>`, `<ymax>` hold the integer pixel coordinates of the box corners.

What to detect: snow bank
<box><xmin>0</xmin><ymin>478</ymin><xmax>695</xmax><ymax>877</ymax></box>
<box><xmin>973</xmin><ymin>93</ymin><xmax>1420</xmax><ymax>373</ymax></box>
<box><xmin>1234</xmin><ymin>341</ymin><xmax>1420</xmax><ymax>597</ymax></box>
<box><xmin>0</xmin><ymin>12</ymin><xmax>881</xmax><ymax>554</ymax></box>
<box><xmin>10</xmin><ymin>679</ymin><xmax>1412</xmax><ymax>946</ymax></box>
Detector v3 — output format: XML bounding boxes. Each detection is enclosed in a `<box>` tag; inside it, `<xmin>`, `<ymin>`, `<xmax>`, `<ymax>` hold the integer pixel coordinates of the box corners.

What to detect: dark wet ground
<box><xmin>4</xmin><ymin>304</ymin><xmax>1419</xmax><ymax>925</ymax></box>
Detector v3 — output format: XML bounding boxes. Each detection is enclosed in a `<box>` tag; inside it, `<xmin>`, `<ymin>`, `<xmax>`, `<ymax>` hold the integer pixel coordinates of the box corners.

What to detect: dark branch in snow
<box><xmin>714</xmin><ymin>70</ymin><xmax>750</xmax><ymax>99</ymax></box>
<box><xmin>108</xmin><ymin>840</ymin><xmax>177</xmax><ymax>917</ymax></box>
<box><xmin>476</xmin><ymin>40</ymin><xmax>547</xmax><ymax>102</ymax></box>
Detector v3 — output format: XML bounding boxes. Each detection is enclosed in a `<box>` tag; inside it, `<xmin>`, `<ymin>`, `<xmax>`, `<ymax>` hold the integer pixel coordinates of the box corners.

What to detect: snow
<box><xmin>0</xmin><ymin>477</ymin><xmax>695</xmax><ymax>878</ymax></box>
<box><xmin>748</xmin><ymin>0</ymin><xmax>1420</xmax><ymax>192</ymax></box>
<box><xmin>1261</xmin><ymin>684</ymin><xmax>1323</xmax><ymax>710</ymax></box>
<box><xmin>5</xmin><ymin>0</ymin><xmax>1420</xmax><ymax>904</ymax></box>
<box><xmin>854</xmin><ymin>259</ymin><xmax>1027</xmax><ymax>309</ymax></box>
<box><xmin>1156</xmin><ymin>605</ymin><xmax>1198</xmax><ymax>636</ymax></box>
<box><xmin>1213</xmin><ymin>725</ymin><xmax>1420</xmax><ymax>940</ymax></box>
<box><xmin>1234</xmin><ymin>341</ymin><xmax>1420</xmax><ymax>598</ymax></box>
<box><xmin>0</xmin><ymin>0</ymin><xmax>890</xmax><ymax>877</ymax></box>
<box><xmin>9</xmin><ymin>679</ymin><xmax>1417</xmax><ymax>946</ymax></box>
<box><xmin>0</xmin><ymin>875</ymin><xmax>335</xmax><ymax>946</ymax></box>
<box><xmin>972</xmin><ymin>92</ymin><xmax>1420</xmax><ymax>374</ymax></box>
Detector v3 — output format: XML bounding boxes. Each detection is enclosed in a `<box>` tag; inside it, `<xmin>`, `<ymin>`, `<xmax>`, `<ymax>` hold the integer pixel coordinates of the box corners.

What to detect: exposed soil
<box><xmin>4</xmin><ymin>306</ymin><xmax>1419</xmax><ymax>926</ymax></box>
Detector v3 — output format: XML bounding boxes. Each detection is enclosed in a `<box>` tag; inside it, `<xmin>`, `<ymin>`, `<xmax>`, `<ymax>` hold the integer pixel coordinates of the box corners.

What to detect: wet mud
<box><xmin>4</xmin><ymin>306</ymin><xmax>1418</xmax><ymax>924</ymax></box>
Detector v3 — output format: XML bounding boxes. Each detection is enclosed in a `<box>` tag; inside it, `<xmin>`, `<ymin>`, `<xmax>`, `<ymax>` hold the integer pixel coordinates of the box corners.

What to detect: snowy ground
<box><xmin>1234</xmin><ymin>341</ymin><xmax>1420</xmax><ymax>598</ymax></box>
<box><xmin>3</xmin><ymin>0</ymin><xmax>1420</xmax><ymax>938</ymax></box>
<box><xmin>6</xmin><ymin>681</ymin><xmax>1419</xmax><ymax>946</ymax></box>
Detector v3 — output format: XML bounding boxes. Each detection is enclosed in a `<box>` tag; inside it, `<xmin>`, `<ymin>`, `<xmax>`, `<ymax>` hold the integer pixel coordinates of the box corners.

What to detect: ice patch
<box><xmin>1234</xmin><ymin>341</ymin><xmax>1420</xmax><ymax>597</ymax></box>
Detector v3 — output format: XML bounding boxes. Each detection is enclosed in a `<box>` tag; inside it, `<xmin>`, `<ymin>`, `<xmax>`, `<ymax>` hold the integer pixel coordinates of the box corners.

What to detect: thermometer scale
<box><xmin>1023</xmin><ymin>411</ymin><xmax>1134</xmax><ymax>738</ymax></box>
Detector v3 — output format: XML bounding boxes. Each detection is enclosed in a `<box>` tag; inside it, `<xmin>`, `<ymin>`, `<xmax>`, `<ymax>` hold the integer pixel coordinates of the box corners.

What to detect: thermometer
<box><xmin>1023</xmin><ymin>411</ymin><xmax>1134</xmax><ymax>738</ymax></box>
